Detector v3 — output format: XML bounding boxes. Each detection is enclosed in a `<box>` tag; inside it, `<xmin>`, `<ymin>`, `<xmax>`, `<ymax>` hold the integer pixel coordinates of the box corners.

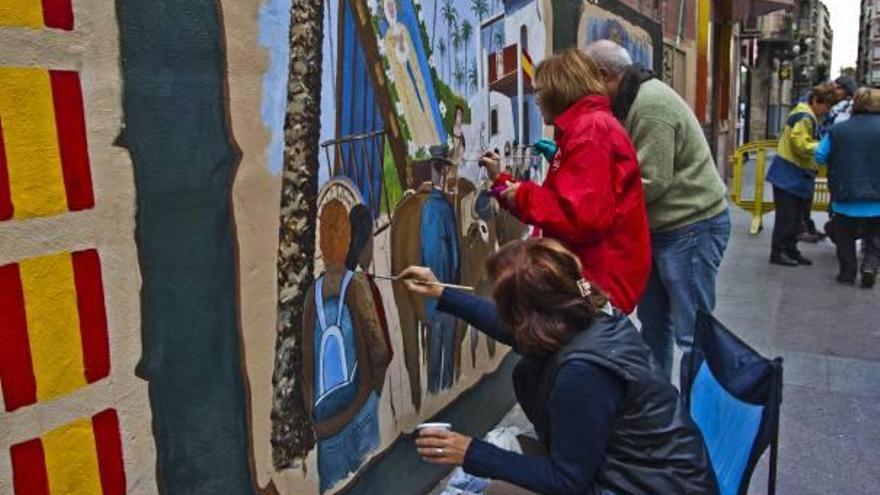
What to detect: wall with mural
<box><xmin>0</xmin><ymin>1</ymin><xmax>659</xmax><ymax>494</ymax></box>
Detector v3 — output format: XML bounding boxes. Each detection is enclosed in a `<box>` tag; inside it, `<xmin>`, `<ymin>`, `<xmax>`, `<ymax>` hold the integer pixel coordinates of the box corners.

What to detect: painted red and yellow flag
<box><xmin>0</xmin><ymin>68</ymin><xmax>94</xmax><ymax>221</ymax></box>
<box><xmin>0</xmin><ymin>0</ymin><xmax>74</xmax><ymax>30</ymax></box>
<box><xmin>10</xmin><ymin>409</ymin><xmax>126</xmax><ymax>495</ymax></box>
<box><xmin>0</xmin><ymin>249</ymin><xmax>110</xmax><ymax>411</ymax></box>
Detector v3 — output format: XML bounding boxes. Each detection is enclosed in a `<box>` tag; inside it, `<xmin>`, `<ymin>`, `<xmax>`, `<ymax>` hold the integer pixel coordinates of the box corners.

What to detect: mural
<box><xmin>579</xmin><ymin>1</ymin><xmax>654</xmax><ymax>68</ymax></box>
<box><xmin>0</xmin><ymin>0</ymin><xmax>660</xmax><ymax>494</ymax></box>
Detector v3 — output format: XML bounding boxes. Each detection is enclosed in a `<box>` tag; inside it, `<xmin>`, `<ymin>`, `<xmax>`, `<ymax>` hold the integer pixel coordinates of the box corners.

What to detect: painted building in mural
<box><xmin>0</xmin><ymin>1</ymin><xmax>663</xmax><ymax>494</ymax></box>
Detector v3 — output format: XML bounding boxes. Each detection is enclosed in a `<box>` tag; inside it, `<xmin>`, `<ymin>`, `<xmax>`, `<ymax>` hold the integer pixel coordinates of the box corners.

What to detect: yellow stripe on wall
<box><xmin>0</xmin><ymin>0</ymin><xmax>44</xmax><ymax>28</ymax></box>
<box><xmin>18</xmin><ymin>252</ymin><xmax>87</xmax><ymax>401</ymax></box>
<box><xmin>43</xmin><ymin>417</ymin><xmax>103</xmax><ymax>495</ymax></box>
<box><xmin>0</xmin><ymin>68</ymin><xmax>68</xmax><ymax>218</ymax></box>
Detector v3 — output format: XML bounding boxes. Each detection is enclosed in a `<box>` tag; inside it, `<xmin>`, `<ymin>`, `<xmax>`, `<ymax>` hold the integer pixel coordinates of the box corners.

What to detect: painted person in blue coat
<box><xmin>421</xmin><ymin>145</ymin><xmax>461</xmax><ymax>393</ymax></box>
<box><xmin>400</xmin><ymin>239</ymin><xmax>718</xmax><ymax>495</ymax></box>
<box><xmin>815</xmin><ymin>87</ymin><xmax>880</xmax><ymax>288</ymax></box>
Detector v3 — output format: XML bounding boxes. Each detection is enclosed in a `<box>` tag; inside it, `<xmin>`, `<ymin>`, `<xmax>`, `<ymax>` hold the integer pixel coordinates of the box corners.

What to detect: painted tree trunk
<box><xmin>271</xmin><ymin>0</ymin><xmax>324</xmax><ymax>469</ymax></box>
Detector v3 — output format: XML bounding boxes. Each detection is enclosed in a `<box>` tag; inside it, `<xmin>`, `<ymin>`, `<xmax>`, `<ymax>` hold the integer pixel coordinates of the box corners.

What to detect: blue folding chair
<box><xmin>683</xmin><ymin>311</ymin><xmax>783</xmax><ymax>495</ymax></box>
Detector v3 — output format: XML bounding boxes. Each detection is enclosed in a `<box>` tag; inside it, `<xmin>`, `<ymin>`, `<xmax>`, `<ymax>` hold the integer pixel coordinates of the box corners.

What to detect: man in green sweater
<box><xmin>585</xmin><ymin>40</ymin><xmax>730</xmax><ymax>386</ymax></box>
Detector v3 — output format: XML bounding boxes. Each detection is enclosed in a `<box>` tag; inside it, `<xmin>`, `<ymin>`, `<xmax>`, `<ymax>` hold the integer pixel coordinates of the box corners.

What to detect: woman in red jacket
<box><xmin>481</xmin><ymin>48</ymin><xmax>650</xmax><ymax>313</ymax></box>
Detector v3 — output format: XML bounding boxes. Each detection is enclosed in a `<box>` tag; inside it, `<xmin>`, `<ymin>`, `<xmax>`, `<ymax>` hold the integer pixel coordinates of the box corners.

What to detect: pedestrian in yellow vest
<box><xmin>766</xmin><ymin>83</ymin><xmax>839</xmax><ymax>266</ymax></box>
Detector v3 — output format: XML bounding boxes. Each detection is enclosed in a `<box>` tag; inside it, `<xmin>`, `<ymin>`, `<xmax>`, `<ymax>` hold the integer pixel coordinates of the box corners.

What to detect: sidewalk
<box><xmin>430</xmin><ymin>207</ymin><xmax>879</xmax><ymax>495</ymax></box>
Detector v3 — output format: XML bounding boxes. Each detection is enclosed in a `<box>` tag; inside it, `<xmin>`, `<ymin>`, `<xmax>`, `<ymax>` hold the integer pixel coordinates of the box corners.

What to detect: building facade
<box><xmin>742</xmin><ymin>9</ymin><xmax>798</xmax><ymax>141</ymax></box>
<box><xmin>793</xmin><ymin>0</ymin><xmax>832</xmax><ymax>97</ymax></box>
<box><xmin>858</xmin><ymin>0</ymin><xmax>880</xmax><ymax>86</ymax></box>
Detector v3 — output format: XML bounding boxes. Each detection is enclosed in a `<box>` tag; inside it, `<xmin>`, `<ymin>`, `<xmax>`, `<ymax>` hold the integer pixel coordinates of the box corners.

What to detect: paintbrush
<box><xmin>370</xmin><ymin>274</ymin><xmax>475</xmax><ymax>292</ymax></box>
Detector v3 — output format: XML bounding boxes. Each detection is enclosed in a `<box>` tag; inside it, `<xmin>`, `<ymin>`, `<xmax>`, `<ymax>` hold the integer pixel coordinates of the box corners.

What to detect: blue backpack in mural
<box><xmin>313</xmin><ymin>270</ymin><xmax>359</xmax><ymax>422</ymax></box>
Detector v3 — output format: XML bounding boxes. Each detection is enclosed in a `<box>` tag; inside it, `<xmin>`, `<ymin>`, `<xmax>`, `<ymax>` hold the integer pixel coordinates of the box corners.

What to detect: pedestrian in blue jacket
<box><xmin>815</xmin><ymin>87</ymin><xmax>880</xmax><ymax>288</ymax></box>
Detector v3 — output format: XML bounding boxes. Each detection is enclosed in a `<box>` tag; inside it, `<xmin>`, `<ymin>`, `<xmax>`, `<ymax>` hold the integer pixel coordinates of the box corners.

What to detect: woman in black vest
<box><xmin>816</xmin><ymin>87</ymin><xmax>880</xmax><ymax>288</ymax></box>
<box><xmin>401</xmin><ymin>239</ymin><xmax>718</xmax><ymax>495</ymax></box>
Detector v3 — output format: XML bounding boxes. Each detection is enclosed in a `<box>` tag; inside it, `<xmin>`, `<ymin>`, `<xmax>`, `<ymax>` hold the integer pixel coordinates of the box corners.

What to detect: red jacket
<box><xmin>496</xmin><ymin>95</ymin><xmax>651</xmax><ymax>313</ymax></box>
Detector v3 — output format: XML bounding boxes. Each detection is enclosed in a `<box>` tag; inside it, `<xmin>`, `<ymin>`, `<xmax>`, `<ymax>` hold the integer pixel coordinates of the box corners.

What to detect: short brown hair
<box><xmin>852</xmin><ymin>87</ymin><xmax>880</xmax><ymax>114</ymax></box>
<box><xmin>533</xmin><ymin>49</ymin><xmax>606</xmax><ymax>119</ymax></box>
<box><xmin>486</xmin><ymin>238</ymin><xmax>608</xmax><ymax>356</ymax></box>
<box><xmin>810</xmin><ymin>83</ymin><xmax>840</xmax><ymax>106</ymax></box>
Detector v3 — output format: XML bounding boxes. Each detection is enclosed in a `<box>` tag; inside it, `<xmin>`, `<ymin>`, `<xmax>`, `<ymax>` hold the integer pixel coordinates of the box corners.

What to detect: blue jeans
<box><xmin>428</xmin><ymin>313</ymin><xmax>456</xmax><ymax>393</ymax></box>
<box><xmin>317</xmin><ymin>392</ymin><xmax>380</xmax><ymax>492</ymax></box>
<box><xmin>637</xmin><ymin>210</ymin><xmax>731</xmax><ymax>385</ymax></box>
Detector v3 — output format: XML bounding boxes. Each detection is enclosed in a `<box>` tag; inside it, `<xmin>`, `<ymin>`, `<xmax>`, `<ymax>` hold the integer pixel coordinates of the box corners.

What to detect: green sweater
<box><xmin>625</xmin><ymin>79</ymin><xmax>728</xmax><ymax>232</ymax></box>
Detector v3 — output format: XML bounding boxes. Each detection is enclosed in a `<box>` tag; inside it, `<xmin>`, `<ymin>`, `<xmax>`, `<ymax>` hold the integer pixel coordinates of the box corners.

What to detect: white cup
<box><xmin>416</xmin><ymin>422</ymin><xmax>452</xmax><ymax>434</ymax></box>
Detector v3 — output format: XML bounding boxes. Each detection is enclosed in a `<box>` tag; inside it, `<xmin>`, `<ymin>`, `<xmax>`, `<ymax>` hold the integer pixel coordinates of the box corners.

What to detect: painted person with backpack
<box><xmin>765</xmin><ymin>83</ymin><xmax>839</xmax><ymax>267</ymax></box>
<box><xmin>301</xmin><ymin>198</ymin><xmax>392</xmax><ymax>492</ymax></box>
<box><xmin>401</xmin><ymin>239</ymin><xmax>719</xmax><ymax>495</ymax></box>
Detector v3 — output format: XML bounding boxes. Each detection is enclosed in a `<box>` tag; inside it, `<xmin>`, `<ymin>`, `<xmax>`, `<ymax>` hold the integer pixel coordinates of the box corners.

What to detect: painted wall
<box><xmin>0</xmin><ymin>1</ymin><xmax>660</xmax><ymax>494</ymax></box>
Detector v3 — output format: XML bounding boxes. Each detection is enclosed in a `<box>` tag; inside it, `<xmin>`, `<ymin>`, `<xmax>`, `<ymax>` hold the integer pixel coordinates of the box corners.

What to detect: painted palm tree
<box><xmin>454</xmin><ymin>61</ymin><xmax>466</xmax><ymax>94</ymax></box>
<box><xmin>471</xmin><ymin>0</ymin><xmax>489</xmax><ymax>21</ymax></box>
<box><xmin>451</xmin><ymin>27</ymin><xmax>462</xmax><ymax>90</ymax></box>
<box><xmin>468</xmin><ymin>61</ymin><xmax>478</xmax><ymax>94</ymax></box>
<box><xmin>441</xmin><ymin>0</ymin><xmax>458</xmax><ymax>83</ymax></box>
<box><xmin>273</xmin><ymin>0</ymin><xmax>322</xmax><ymax>468</ymax></box>
<box><xmin>461</xmin><ymin>20</ymin><xmax>473</xmax><ymax>84</ymax></box>
<box><xmin>438</xmin><ymin>38</ymin><xmax>447</xmax><ymax>80</ymax></box>
<box><xmin>432</xmin><ymin>0</ymin><xmax>439</xmax><ymax>51</ymax></box>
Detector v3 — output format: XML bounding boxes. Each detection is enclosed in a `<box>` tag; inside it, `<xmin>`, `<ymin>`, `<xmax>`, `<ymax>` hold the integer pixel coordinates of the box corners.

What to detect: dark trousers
<box><xmin>834</xmin><ymin>214</ymin><xmax>880</xmax><ymax>281</ymax></box>
<box><xmin>801</xmin><ymin>197</ymin><xmax>817</xmax><ymax>234</ymax></box>
<box><xmin>772</xmin><ymin>186</ymin><xmax>809</xmax><ymax>256</ymax></box>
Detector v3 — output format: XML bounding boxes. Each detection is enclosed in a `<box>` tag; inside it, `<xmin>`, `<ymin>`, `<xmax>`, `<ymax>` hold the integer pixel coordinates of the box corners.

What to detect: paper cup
<box><xmin>416</xmin><ymin>422</ymin><xmax>452</xmax><ymax>433</ymax></box>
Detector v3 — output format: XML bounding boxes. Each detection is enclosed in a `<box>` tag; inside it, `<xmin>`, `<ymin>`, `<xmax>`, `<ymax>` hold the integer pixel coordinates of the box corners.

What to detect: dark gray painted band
<box><xmin>116</xmin><ymin>1</ymin><xmax>255</xmax><ymax>493</ymax></box>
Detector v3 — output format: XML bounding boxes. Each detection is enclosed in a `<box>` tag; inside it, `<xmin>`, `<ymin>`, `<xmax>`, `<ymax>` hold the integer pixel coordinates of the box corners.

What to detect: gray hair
<box><xmin>584</xmin><ymin>40</ymin><xmax>632</xmax><ymax>75</ymax></box>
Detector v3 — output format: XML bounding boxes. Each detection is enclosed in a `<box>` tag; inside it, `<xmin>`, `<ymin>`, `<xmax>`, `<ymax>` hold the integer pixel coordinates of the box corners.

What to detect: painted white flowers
<box><xmin>439</xmin><ymin>101</ymin><xmax>447</xmax><ymax>117</ymax></box>
<box><xmin>367</xmin><ymin>0</ymin><xmax>378</xmax><ymax>16</ymax></box>
<box><xmin>377</xmin><ymin>37</ymin><xmax>386</xmax><ymax>56</ymax></box>
<box><xmin>408</xmin><ymin>142</ymin><xmax>418</xmax><ymax>156</ymax></box>
<box><xmin>386</xmin><ymin>66</ymin><xmax>395</xmax><ymax>83</ymax></box>
<box><xmin>429</xmin><ymin>55</ymin><xmax>436</xmax><ymax>68</ymax></box>
<box><xmin>396</xmin><ymin>101</ymin><xmax>405</xmax><ymax>117</ymax></box>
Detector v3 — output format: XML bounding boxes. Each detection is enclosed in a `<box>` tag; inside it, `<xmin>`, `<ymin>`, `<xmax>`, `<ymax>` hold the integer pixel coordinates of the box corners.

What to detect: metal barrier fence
<box><xmin>729</xmin><ymin>140</ymin><xmax>829</xmax><ymax>234</ymax></box>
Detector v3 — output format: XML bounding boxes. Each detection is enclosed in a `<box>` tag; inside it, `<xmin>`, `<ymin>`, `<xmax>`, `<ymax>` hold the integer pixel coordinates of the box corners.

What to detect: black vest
<box><xmin>513</xmin><ymin>313</ymin><xmax>719</xmax><ymax>495</ymax></box>
<box><xmin>828</xmin><ymin>113</ymin><xmax>880</xmax><ymax>202</ymax></box>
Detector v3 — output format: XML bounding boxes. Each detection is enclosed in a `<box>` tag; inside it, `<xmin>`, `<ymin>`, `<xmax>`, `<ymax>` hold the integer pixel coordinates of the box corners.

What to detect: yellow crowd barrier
<box><xmin>729</xmin><ymin>140</ymin><xmax>829</xmax><ymax>235</ymax></box>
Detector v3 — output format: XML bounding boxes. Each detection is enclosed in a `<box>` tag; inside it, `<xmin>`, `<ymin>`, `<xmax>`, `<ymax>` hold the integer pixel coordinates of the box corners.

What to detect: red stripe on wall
<box><xmin>0</xmin><ymin>118</ymin><xmax>13</xmax><ymax>220</ymax></box>
<box><xmin>10</xmin><ymin>439</ymin><xmax>51</xmax><ymax>495</ymax></box>
<box><xmin>93</xmin><ymin>409</ymin><xmax>126</xmax><ymax>495</ymax></box>
<box><xmin>0</xmin><ymin>263</ymin><xmax>38</xmax><ymax>411</ymax></box>
<box><xmin>41</xmin><ymin>0</ymin><xmax>74</xmax><ymax>31</ymax></box>
<box><xmin>50</xmin><ymin>70</ymin><xmax>94</xmax><ymax>211</ymax></box>
<box><xmin>72</xmin><ymin>249</ymin><xmax>110</xmax><ymax>383</ymax></box>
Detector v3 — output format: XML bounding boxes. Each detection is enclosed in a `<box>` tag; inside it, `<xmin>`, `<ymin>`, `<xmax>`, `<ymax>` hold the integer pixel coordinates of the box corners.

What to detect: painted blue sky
<box><xmin>420</xmin><ymin>0</ymin><xmax>504</xmax><ymax>94</ymax></box>
<box><xmin>257</xmin><ymin>0</ymin><xmax>293</xmax><ymax>175</ymax></box>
